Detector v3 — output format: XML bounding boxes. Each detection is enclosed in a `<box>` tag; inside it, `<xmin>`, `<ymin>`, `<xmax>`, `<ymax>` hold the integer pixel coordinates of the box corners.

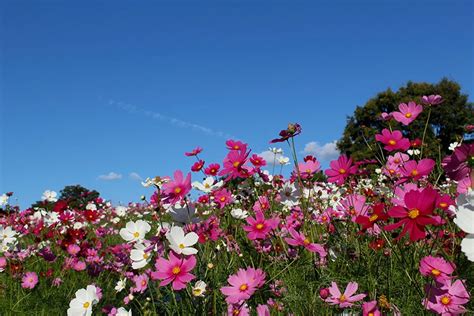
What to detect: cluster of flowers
<box><xmin>0</xmin><ymin>94</ymin><xmax>473</xmax><ymax>315</ymax></box>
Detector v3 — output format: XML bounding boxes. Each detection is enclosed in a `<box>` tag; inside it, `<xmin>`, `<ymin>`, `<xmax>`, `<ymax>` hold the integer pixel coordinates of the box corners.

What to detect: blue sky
<box><xmin>1</xmin><ymin>1</ymin><xmax>473</xmax><ymax>208</ymax></box>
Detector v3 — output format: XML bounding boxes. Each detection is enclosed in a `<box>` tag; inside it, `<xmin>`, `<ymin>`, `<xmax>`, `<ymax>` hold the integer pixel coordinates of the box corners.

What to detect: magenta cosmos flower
<box><xmin>419</xmin><ymin>256</ymin><xmax>455</xmax><ymax>282</ymax></box>
<box><xmin>423</xmin><ymin>279</ymin><xmax>470</xmax><ymax>315</ymax></box>
<box><xmin>400</xmin><ymin>158</ymin><xmax>435</xmax><ymax>181</ymax></box>
<box><xmin>270</xmin><ymin>123</ymin><xmax>302</xmax><ymax>143</ymax></box>
<box><xmin>421</xmin><ymin>94</ymin><xmax>443</xmax><ymax>106</ymax></box>
<box><xmin>324</xmin><ymin>281</ymin><xmax>366</xmax><ymax>308</ymax></box>
<box><xmin>392</xmin><ymin>101</ymin><xmax>423</xmax><ymax>126</ymax></box>
<box><xmin>219</xmin><ymin>146</ymin><xmax>251</xmax><ymax>180</ymax></box>
<box><xmin>375</xmin><ymin>129</ymin><xmax>410</xmax><ymax>152</ymax></box>
<box><xmin>442</xmin><ymin>143</ymin><xmax>474</xmax><ymax>181</ymax></box>
<box><xmin>220</xmin><ymin>267</ymin><xmax>266</xmax><ymax>304</ymax></box>
<box><xmin>384</xmin><ymin>187</ymin><xmax>439</xmax><ymax>242</ymax></box>
<box><xmin>284</xmin><ymin>228</ymin><xmax>327</xmax><ymax>257</ymax></box>
<box><xmin>184</xmin><ymin>146</ymin><xmax>203</xmax><ymax>157</ymax></box>
<box><xmin>21</xmin><ymin>271</ymin><xmax>38</xmax><ymax>289</ymax></box>
<box><xmin>162</xmin><ymin>170</ymin><xmax>192</xmax><ymax>204</ymax></box>
<box><xmin>325</xmin><ymin>155</ymin><xmax>357</xmax><ymax>185</ymax></box>
<box><xmin>242</xmin><ymin>210</ymin><xmax>280</xmax><ymax>240</ymax></box>
<box><xmin>151</xmin><ymin>252</ymin><xmax>196</xmax><ymax>290</ymax></box>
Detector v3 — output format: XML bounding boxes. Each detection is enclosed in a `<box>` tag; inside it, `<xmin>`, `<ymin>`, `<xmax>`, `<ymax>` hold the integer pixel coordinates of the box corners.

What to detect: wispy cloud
<box><xmin>110</xmin><ymin>99</ymin><xmax>235</xmax><ymax>139</ymax></box>
<box><xmin>98</xmin><ymin>172</ymin><xmax>123</xmax><ymax>181</ymax></box>
<box><xmin>258</xmin><ymin>150</ymin><xmax>288</xmax><ymax>166</ymax></box>
<box><xmin>302</xmin><ymin>141</ymin><xmax>340</xmax><ymax>161</ymax></box>
<box><xmin>129</xmin><ymin>172</ymin><xmax>143</xmax><ymax>181</ymax></box>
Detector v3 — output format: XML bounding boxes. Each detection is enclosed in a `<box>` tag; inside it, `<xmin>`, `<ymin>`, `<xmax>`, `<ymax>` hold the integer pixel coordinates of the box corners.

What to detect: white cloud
<box><xmin>258</xmin><ymin>150</ymin><xmax>288</xmax><ymax>166</ymax></box>
<box><xmin>98</xmin><ymin>172</ymin><xmax>122</xmax><ymax>181</ymax></box>
<box><xmin>303</xmin><ymin>141</ymin><xmax>340</xmax><ymax>161</ymax></box>
<box><xmin>129</xmin><ymin>172</ymin><xmax>143</xmax><ymax>181</ymax></box>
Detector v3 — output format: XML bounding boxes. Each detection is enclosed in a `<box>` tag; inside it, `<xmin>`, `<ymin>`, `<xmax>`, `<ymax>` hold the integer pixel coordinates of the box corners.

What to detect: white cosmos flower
<box><xmin>41</xmin><ymin>190</ymin><xmax>58</xmax><ymax>202</ymax></box>
<box><xmin>116</xmin><ymin>307</ymin><xmax>132</xmax><ymax>316</ymax></box>
<box><xmin>192</xmin><ymin>176</ymin><xmax>223</xmax><ymax>193</ymax></box>
<box><xmin>120</xmin><ymin>220</ymin><xmax>151</xmax><ymax>243</ymax></box>
<box><xmin>269</xmin><ymin>147</ymin><xmax>283</xmax><ymax>154</ymax></box>
<box><xmin>115</xmin><ymin>206</ymin><xmax>128</xmax><ymax>217</ymax></box>
<box><xmin>0</xmin><ymin>194</ymin><xmax>9</xmax><ymax>206</ymax></box>
<box><xmin>230</xmin><ymin>208</ymin><xmax>248</xmax><ymax>219</ymax></box>
<box><xmin>115</xmin><ymin>278</ymin><xmax>126</xmax><ymax>292</ymax></box>
<box><xmin>192</xmin><ymin>280</ymin><xmax>207</xmax><ymax>297</ymax></box>
<box><xmin>85</xmin><ymin>203</ymin><xmax>97</xmax><ymax>211</ymax></box>
<box><xmin>278</xmin><ymin>156</ymin><xmax>290</xmax><ymax>165</ymax></box>
<box><xmin>67</xmin><ymin>285</ymin><xmax>99</xmax><ymax>316</ymax></box>
<box><xmin>449</xmin><ymin>142</ymin><xmax>460</xmax><ymax>151</ymax></box>
<box><xmin>166</xmin><ymin>226</ymin><xmax>199</xmax><ymax>255</ymax></box>
<box><xmin>130</xmin><ymin>243</ymin><xmax>152</xmax><ymax>269</ymax></box>
<box><xmin>167</xmin><ymin>203</ymin><xmax>200</xmax><ymax>225</ymax></box>
<box><xmin>0</xmin><ymin>226</ymin><xmax>17</xmax><ymax>245</ymax></box>
<box><xmin>453</xmin><ymin>190</ymin><xmax>474</xmax><ymax>262</ymax></box>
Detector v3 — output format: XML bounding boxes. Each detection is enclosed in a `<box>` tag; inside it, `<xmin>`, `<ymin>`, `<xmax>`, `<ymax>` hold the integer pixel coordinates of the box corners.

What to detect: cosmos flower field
<box><xmin>1</xmin><ymin>95</ymin><xmax>473</xmax><ymax>315</ymax></box>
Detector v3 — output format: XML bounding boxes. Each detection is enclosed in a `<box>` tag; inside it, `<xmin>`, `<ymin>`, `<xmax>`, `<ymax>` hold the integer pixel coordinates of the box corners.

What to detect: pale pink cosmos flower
<box><xmin>338</xmin><ymin>194</ymin><xmax>369</xmax><ymax>221</ymax></box>
<box><xmin>256</xmin><ymin>304</ymin><xmax>270</xmax><ymax>316</ymax></box>
<box><xmin>67</xmin><ymin>244</ymin><xmax>81</xmax><ymax>256</ymax></box>
<box><xmin>423</xmin><ymin>279</ymin><xmax>470</xmax><ymax>315</ymax></box>
<box><xmin>421</xmin><ymin>95</ymin><xmax>443</xmax><ymax>106</ymax></box>
<box><xmin>297</xmin><ymin>159</ymin><xmax>321</xmax><ymax>179</ymax></box>
<box><xmin>21</xmin><ymin>271</ymin><xmax>38</xmax><ymax>289</ymax></box>
<box><xmin>162</xmin><ymin>170</ymin><xmax>192</xmax><ymax>204</ymax></box>
<box><xmin>362</xmin><ymin>300</ymin><xmax>381</xmax><ymax>316</ymax></box>
<box><xmin>325</xmin><ymin>155</ymin><xmax>357</xmax><ymax>185</ymax></box>
<box><xmin>220</xmin><ymin>267</ymin><xmax>266</xmax><ymax>304</ymax></box>
<box><xmin>151</xmin><ymin>252</ymin><xmax>196</xmax><ymax>291</ymax></box>
<box><xmin>392</xmin><ymin>101</ymin><xmax>423</xmax><ymax>125</ymax></box>
<box><xmin>284</xmin><ymin>228</ymin><xmax>327</xmax><ymax>258</ymax></box>
<box><xmin>324</xmin><ymin>281</ymin><xmax>366</xmax><ymax>308</ymax></box>
<box><xmin>419</xmin><ymin>256</ymin><xmax>455</xmax><ymax>282</ymax></box>
<box><xmin>242</xmin><ymin>210</ymin><xmax>279</xmax><ymax>240</ymax></box>
<box><xmin>133</xmin><ymin>274</ymin><xmax>149</xmax><ymax>293</ymax></box>
<box><xmin>375</xmin><ymin>129</ymin><xmax>410</xmax><ymax>152</ymax></box>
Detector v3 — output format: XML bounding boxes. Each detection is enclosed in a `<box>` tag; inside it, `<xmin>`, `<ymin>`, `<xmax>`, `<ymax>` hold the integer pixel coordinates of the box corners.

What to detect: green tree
<box><xmin>337</xmin><ymin>78</ymin><xmax>473</xmax><ymax>161</ymax></box>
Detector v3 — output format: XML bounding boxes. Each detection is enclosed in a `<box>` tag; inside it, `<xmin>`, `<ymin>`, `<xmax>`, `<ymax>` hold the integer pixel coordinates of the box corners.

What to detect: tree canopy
<box><xmin>337</xmin><ymin>78</ymin><xmax>473</xmax><ymax>162</ymax></box>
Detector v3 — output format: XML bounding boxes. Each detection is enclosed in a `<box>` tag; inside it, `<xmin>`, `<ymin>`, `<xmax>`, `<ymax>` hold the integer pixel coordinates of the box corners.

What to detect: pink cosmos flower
<box><xmin>362</xmin><ymin>300</ymin><xmax>381</xmax><ymax>316</ymax></box>
<box><xmin>384</xmin><ymin>187</ymin><xmax>439</xmax><ymax>242</ymax></box>
<box><xmin>185</xmin><ymin>146</ymin><xmax>203</xmax><ymax>157</ymax></box>
<box><xmin>252</xmin><ymin>196</ymin><xmax>270</xmax><ymax>212</ymax></box>
<box><xmin>133</xmin><ymin>274</ymin><xmax>149</xmax><ymax>293</ymax></box>
<box><xmin>338</xmin><ymin>194</ymin><xmax>369</xmax><ymax>221</ymax></box>
<box><xmin>226</xmin><ymin>140</ymin><xmax>247</xmax><ymax>151</ymax></box>
<box><xmin>324</xmin><ymin>281</ymin><xmax>366</xmax><ymax>308</ymax></box>
<box><xmin>0</xmin><ymin>257</ymin><xmax>7</xmax><ymax>271</ymax></box>
<box><xmin>400</xmin><ymin>159</ymin><xmax>435</xmax><ymax>181</ymax></box>
<box><xmin>227</xmin><ymin>303</ymin><xmax>250</xmax><ymax>316</ymax></box>
<box><xmin>419</xmin><ymin>256</ymin><xmax>455</xmax><ymax>282</ymax></box>
<box><xmin>380</xmin><ymin>112</ymin><xmax>393</xmax><ymax>121</ymax></box>
<box><xmin>421</xmin><ymin>94</ymin><xmax>443</xmax><ymax>106</ymax></box>
<box><xmin>21</xmin><ymin>271</ymin><xmax>38</xmax><ymax>289</ymax></box>
<box><xmin>436</xmin><ymin>194</ymin><xmax>455</xmax><ymax>215</ymax></box>
<box><xmin>242</xmin><ymin>210</ymin><xmax>280</xmax><ymax>240</ymax></box>
<box><xmin>256</xmin><ymin>304</ymin><xmax>270</xmax><ymax>316</ymax></box>
<box><xmin>220</xmin><ymin>267</ymin><xmax>266</xmax><ymax>304</ymax></box>
<box><xmin>250</xmin><ymin>154</ymin><xmax>266</xmax><ymax>167</ymax></box>
<box><xmin>67</xmin><ymin>244</ymin><xmax>81</xmax><ymax>256</ymax></box>
<box><xmin>219</xmin><ymin>146</ymin><xmax>251</xmax><ymax>180</ymax></box>
<box><xmin>423</xmin><ymin>279</ymin><xmax>470</xmax><ymax>315</ymax></box>
<box><xmin>297</xmin><ymin>159</ymin><xmax>321</xmax><ymax>179</ymax></box>
<box><xmin>388</xmin><ymin>152</ymin><xmax>410</xmax><ymax>166</ymax></box>
<box><xmin>191</xmin><ymin>160</ymin><xmax>205</xmax><ymax>172</ymax></box>
<box><xmin>162</xmin><ymin>170</ymin><xmax>192</xmax><ymax>204</ymax></box>
<box><xmin>151</xmin><ymin>252</ymin><xmax>196</xmax><ymax>291</ymax></box>
<box><xmin>284</xmin><ymin>228</ymin><xmax>327</xmax><ymax>257</ymax></box>
<box><xmin>325</xmin><ymin>155</ymin><xmax>357</xmax><ymax>185</ymax></box>
<box><xmin>375</xmin><ymin>129</ymin><xmax>410</xmax><ymax>152</ymax></box>
<box><xmin>213</xmin><ymin>188</ymin><xmax>233</xmax><ymax>209</ymax></box>
<box><xmin>392</xmin><ymin>101</ymin><xmax>423</xmax><ymax>125</ymax></box>
<box><xmin>442</xmin><ymin>143</ymin><xmax>474</xmax><ymax>181</ymax></box>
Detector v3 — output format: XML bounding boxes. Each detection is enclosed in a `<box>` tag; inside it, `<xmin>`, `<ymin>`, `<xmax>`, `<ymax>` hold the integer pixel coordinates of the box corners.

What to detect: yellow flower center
<box><xmin>211</xmin><ymin>169</ymin><xmax>216</xmax><ymax>173</ymax></box>
<box><xmin>339</xmin><ymin>294</ymin><xmax>346</xmax><ymax>302</ymax></box>
<box><xmin>394</xmin><ymin>158</ymin><xmax>400</xmax><ymax>163</ymax></box>
<box><xmin>431</xmin><ymin>268</ymin><xmax>441</xmax><ymax>276</ymax></box>
<box><xmin>133</xmin><ymin>232</ymin><xmax>140</xmax><ymax>238</ymax></box>
<box><xmin>204</xmin><ymin>183</ymin><xmax>210</xmax><ymax>188</ymax></box>
<box><xmin>172</xmin><ymin>266</ymin><xmax>181</xmax><ymax>275</ymax></box>
<box><xmin>439</xmin><ymin>202</ymin><xmax>447</xmax><ymax>208</ymax></box>
<box><xmin>441</xmin><ymin>296</ymin><xmax>451</xmax><ymax>305</ymax></box>
<box><xmin>233</xmin><ymin>145</ymin><xmax>239</xmax><ymax>150</ymax></box>
<box><xmin>389</xmin><ymin>169</ymin><xmax>395</xmax><ymax>174</ymax></box>
<box><xmin>369</xmin><ymin>214</ymin><xmax>379</xmax><ymax>222</ymax></box>
<box><xmin>141</xmin><ymin>280</ymin><xmax>147</xmax><ymax>286</ymax></box>
<box><xmin>306</xmin><ymin>169</ymin><xmax>312</xmax><ymax>173</ymax></box>
<box><xmin>233</xmin><ymin>309</ymin><xmax>240</xmax><ymax>315</ymax></box>
<box><xmin>322</xmin><ymin>216</ymin><xmax>328</xmax><ymax>222</ymax></box>
<box><xmin>233</xmin><ymin>161</ymin><xmax>240</xmax><ymax>168</ymax></box>
<box><xmin>143</xmin><ymin>253</ymin><xmax>149</xmax><ymax>259</ymax></box>
<box><xmin>408</xmin><ymin>209</ymin><xmax>420</xmax><ymax>219</ymax></box>
<box><xmin>179</xmin><ymin>243</ymin><xmax>185</xmax><ymax>249</ymax></box>
<box><xmin>411</xmin><ymin>169</ymin><xmax>419</xmax><ymax>176</ymax></box>
<box><xmin>255</xmin><ymin>223</ymin><xmax>264</xmax><ymax>230</ymax></box>
<box><xmin>303</xmin><ymin>238</ymin><xmax>310</xmax><ymax>245</ymax></box>
<box><xmin>339</xmin><ymin>168</ymin><xmax>346</xmax><ymax>174</ymax></box>
<box><xmin>83</xmin><ymin>301</ymin><xmax>90</xmax><ymax>309</ymax></box>
<box><xmin>239</xmin><ymin>284</ymin><xmax>248</xmax><ymax>291</ymax></box>
<box><xmin>174</xmin><ymin>187</ymin><xmax>182</xmax><ymax>194</ymax></box>
<box><xmin>349</xmin><ymin>208</ymin><xmax>356</xmax><ymax>215</ymax></box>
<box><xmin>405</xmin><ymin>112</ymin><xmax>412</xmax><ymax>118</ymax></box>
<box><xmin>388</xmin><ymin>140</ymin><xmax>396</xmax><ymax>145</ymax></box>
<box><xmin>192</xmin><ymin>288</ymin><xmax>202</xmax><ymax>296</ymax></box>
<box><xmin>368</xmin><ymin>313</ymin><xmax>374</xmax><ymax>316</ymax></box>
<box><xmin>220</xmin><ymin>197</ymin><xmax>226</xmax><ymax>202</ymax></box>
